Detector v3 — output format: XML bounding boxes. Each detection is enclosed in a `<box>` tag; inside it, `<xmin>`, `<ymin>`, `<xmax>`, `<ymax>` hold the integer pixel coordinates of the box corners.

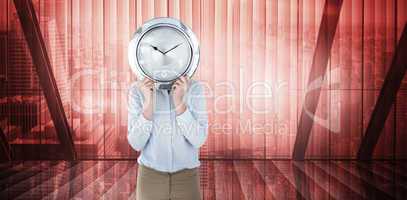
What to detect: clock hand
<box><xmin>150</xmin><ymin>45</ymin><xmax>165</xmax><ymax>54</ymax></box>
<box><xmin>163</xmin><ymin>43</ymin><xmax>183</xmax><ymax>54</ymax></box>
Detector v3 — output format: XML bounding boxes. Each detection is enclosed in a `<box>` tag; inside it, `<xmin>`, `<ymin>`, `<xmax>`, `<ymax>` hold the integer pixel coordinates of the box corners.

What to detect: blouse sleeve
<box><xmin>127</xmin><ymin>83</ymin><xmax>153</xmax><ymax>151</ymax></box>
<box><xmin>176</xmin><ymin>81</ymin><xmax>209</xmax><ymax>148</ymax></box>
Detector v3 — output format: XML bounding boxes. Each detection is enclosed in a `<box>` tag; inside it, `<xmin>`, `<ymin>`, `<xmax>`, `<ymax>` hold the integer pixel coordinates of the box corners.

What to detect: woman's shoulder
<box><xmin>128</xmin><ymin>80</ymin><xmax>143</xmax><ymax>96</ymax></box>
<box><xmin>188</xmin><ymin>79</ymin><xmax>205</xmax><ymax>94</ymax></box>
<box><xmin>189</xmin><ymin>79</ymin><xmax>203</xmax><ymax>87</ymax></box>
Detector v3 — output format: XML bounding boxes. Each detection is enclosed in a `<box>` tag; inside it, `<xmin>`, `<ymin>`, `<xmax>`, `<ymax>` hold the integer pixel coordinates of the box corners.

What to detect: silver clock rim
<box><xmin>128</xmin><ymin>17</ymin><xmax>200</xmax><ymax>83</ymax></box>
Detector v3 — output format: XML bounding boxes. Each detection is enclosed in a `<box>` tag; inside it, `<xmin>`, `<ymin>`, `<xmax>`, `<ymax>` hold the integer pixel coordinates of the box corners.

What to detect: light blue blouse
<box><xmin>127</xmin><ymin>79</ymin><xmax>208</xmax><ymax>173</ymax></box>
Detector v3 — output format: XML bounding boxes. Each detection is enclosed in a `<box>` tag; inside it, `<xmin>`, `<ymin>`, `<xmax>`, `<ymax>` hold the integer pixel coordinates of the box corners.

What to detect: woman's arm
<box><xmin>175</xmin><ymin>81</ymin><xmax>209</xmax><ymax>148</ymax></box>
<box><xmin>127</xmin><ymin>82</ymin><xmax>154</xmax><ymax>151</ymax></box>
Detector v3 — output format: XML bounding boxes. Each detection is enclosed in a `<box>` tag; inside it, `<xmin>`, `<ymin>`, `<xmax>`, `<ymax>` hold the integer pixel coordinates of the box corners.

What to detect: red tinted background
<box><xmin>0</xmin><ymin>0</ymin><xmax>406</xmax><ymax>159</ymax></box>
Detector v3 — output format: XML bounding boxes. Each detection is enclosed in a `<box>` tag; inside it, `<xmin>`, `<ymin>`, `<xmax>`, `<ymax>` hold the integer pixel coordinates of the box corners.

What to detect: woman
<box><xmin>127</xmin><ymin>75</ymin><xmax>208</xmax><ymax>200</ymax></box>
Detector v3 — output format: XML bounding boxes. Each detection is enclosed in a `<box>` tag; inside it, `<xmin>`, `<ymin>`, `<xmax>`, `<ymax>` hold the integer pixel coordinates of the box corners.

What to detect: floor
<box><xmin>0</xmin><ymin>160</ymin><xmax>406</xmax><ymax>199</ymax></box>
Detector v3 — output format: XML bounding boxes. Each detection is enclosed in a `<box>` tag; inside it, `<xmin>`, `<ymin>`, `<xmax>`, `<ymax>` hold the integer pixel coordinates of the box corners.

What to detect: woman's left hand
<box><xmin>172</xmin><ymin>75</ymin><xmax>189</xmax><ymax>115</ymax></box>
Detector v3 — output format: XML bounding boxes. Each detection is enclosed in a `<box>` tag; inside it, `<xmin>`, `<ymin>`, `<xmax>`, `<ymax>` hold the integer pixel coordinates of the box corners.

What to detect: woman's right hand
<box><xmin>137</xmin><ymin>78</ymin><xmax>155</xmax><ymax>120</ymax></box>
<box><xmin>137</xmin><ymin>78</ymin><xmax>154</xmax><ymax>100</ymax></box>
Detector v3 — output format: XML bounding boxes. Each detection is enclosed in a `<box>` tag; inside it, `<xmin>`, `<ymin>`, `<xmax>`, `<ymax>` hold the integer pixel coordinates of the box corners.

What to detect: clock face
<box><xmin>136</xmin><ymin>26</ymin><xmax>192</xmax><ymax>82</ymax></box>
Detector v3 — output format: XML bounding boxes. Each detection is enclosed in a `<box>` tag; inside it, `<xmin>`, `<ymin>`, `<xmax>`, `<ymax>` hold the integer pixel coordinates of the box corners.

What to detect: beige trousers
<box><xmin>135</xmin><ymin>164</ymin><xmax>201</xmax><ymax>200</ymax></box>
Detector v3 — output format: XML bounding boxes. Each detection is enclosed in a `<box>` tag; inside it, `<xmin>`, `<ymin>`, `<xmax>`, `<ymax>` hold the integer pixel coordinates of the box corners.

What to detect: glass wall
<box><xmin>0</xmin><ymin>0</ymin><xmax>406</xmax><ymax>159</ymax></box>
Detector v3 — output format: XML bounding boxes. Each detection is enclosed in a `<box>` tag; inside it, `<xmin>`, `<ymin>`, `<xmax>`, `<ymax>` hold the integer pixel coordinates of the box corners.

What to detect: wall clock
<box><xmin>128</xmin><ymin>17</ymin><xmax>200</xmax><ymax>90</ymax></box>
